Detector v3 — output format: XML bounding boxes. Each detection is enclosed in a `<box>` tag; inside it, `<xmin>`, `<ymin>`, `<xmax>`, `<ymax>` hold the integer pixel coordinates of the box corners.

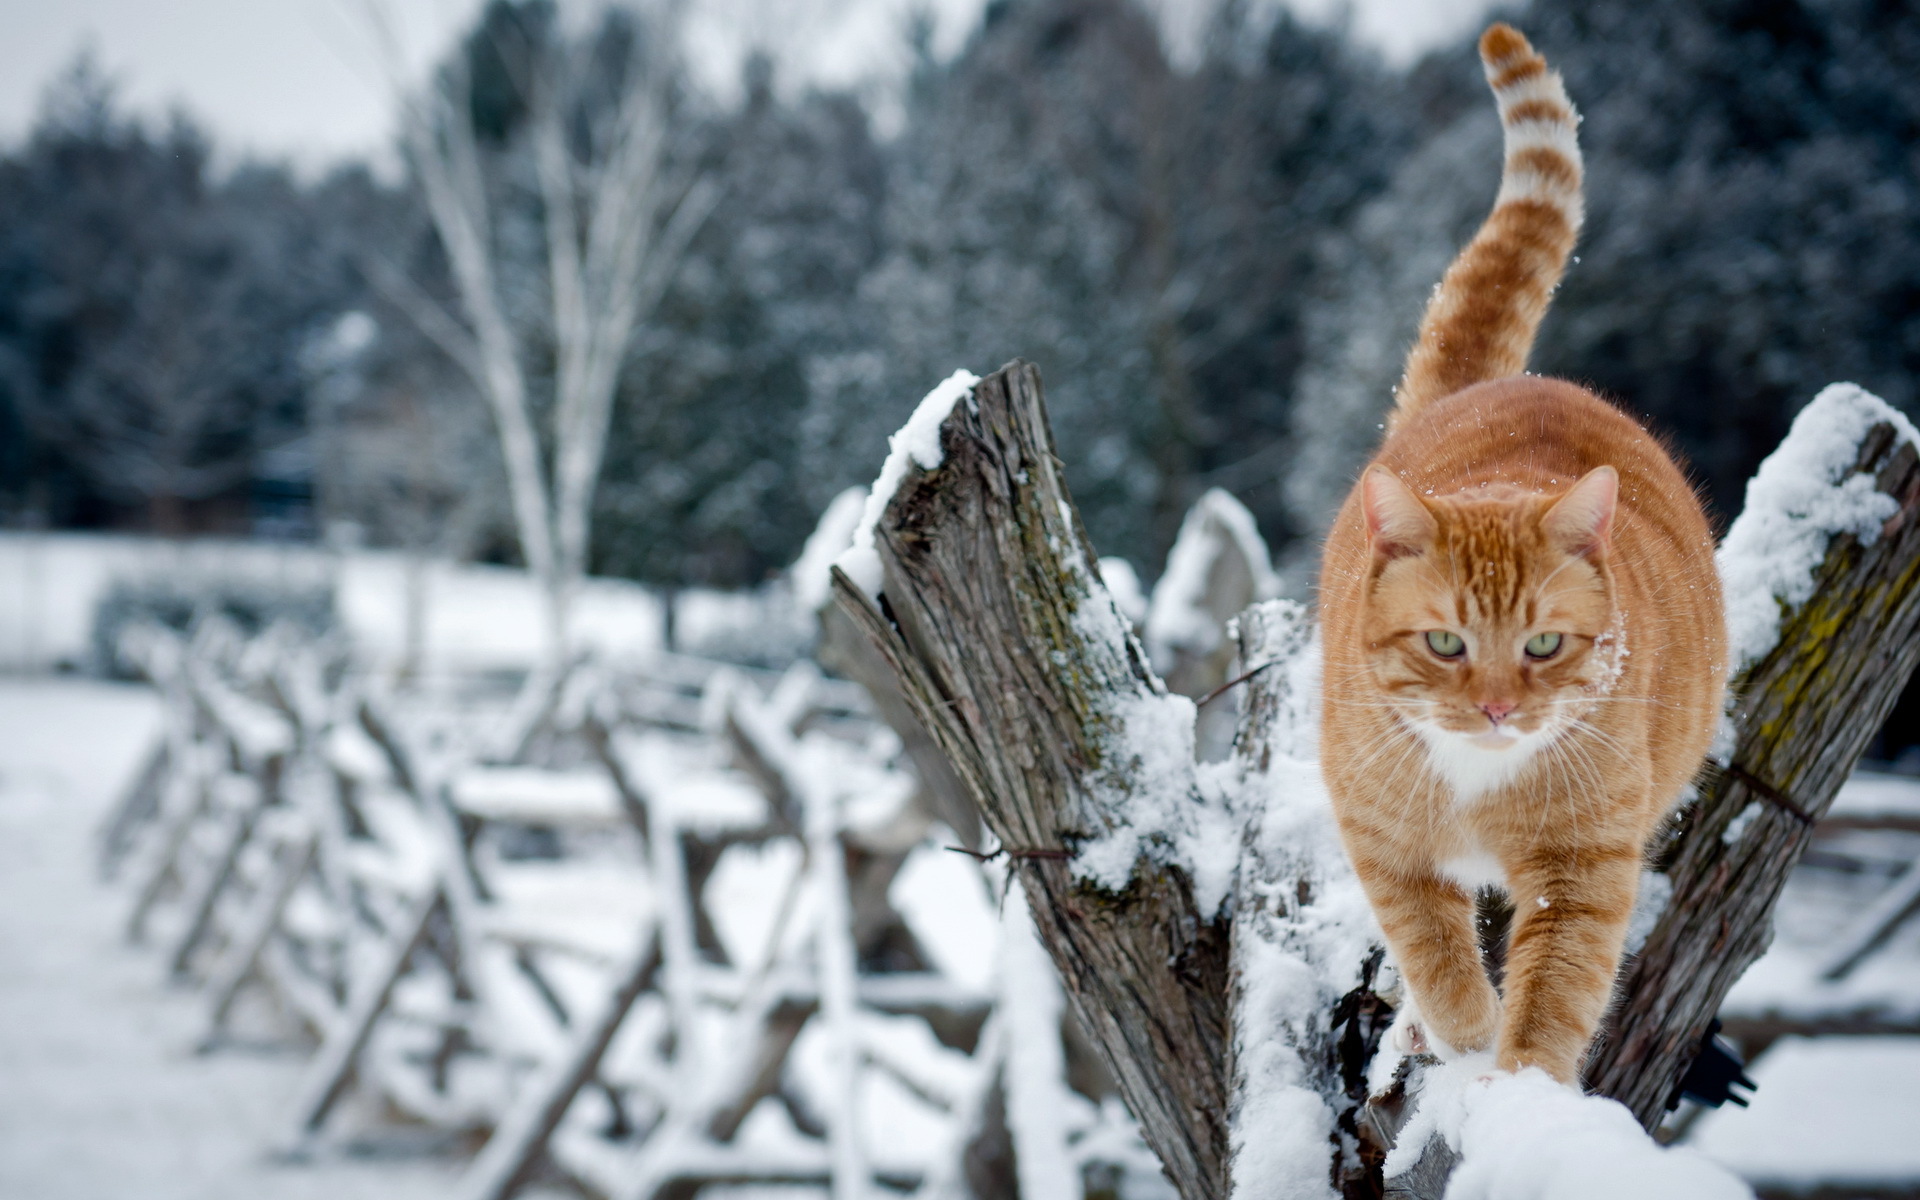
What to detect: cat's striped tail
<box><xmin>1392</xmin><ymin>23</ymin><xmax>1584</xmax><ymax>424</ymax></box>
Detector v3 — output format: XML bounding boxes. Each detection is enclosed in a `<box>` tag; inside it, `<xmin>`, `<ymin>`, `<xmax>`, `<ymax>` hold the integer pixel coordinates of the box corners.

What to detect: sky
<box><xmin>0</xmin><ymin>0</ymin><xmax>1500</xmax><ymax>172</ymax></box>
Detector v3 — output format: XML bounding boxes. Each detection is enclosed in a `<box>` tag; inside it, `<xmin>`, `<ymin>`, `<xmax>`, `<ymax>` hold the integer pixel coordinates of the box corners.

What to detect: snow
<box><xmin>1688</xmin><ymin>1036</ymin><xmax>1920</xmax><ymax>1189</ymax></box>
<box><xmin>1624</xmin><ymin>869</ymin><xmax>1673</xmax><ymax>956</ymax></box>
<box><xmin>616</xmin><ymin>730</ymin><xmax>772</xmax><ymax>834</ymax></box>
<box><xmin>0</xmin><ymin>678</ymin><xmax>462</xmax><ymax>1200</ymax></box>
<box><xmin>834</xmin><ymin>369</ymin><xmax>980</xmax><ymax>599</ymax></box>
<box><xmin>1717</xmin><ymin>383</ymin><xmax>1917</xmax><ymax>674</ymax></box>
<box><xmin>476</xmin><ymin>863</ymin><xmax>658</xmax><ymax>964</ymax></box>
<box><xmin>1228</xmin><ymin>764</ymin><xmax>1382</xmax><ymax>1190</ymax></box>
<box><xmin>887</xmin><ymin>842</ymin><xmax>999</xmax><ymax>994</ymax></box>
<box><xmin>999</xmin><ymin>885</ymin><xmax>1082</xmax><ymax>1200</ymax></box>
<box><xmin>1720</xmin><ymin>801</ymin><xmax>1761</xmax><ymax>846</ymax></box>
<box><xmin>1829</xmin><ymin>767</ymin><xmax>1920</xmax><ymax>822</ymax></box>
<box><xmin>673</xmin><ymin>583</ymin><xmax>815</xmax><ymax>665</ymax></box>
<box><xmin>1098</xmin><ymin>556</ymin><xmax>1149</xmax><ymax>628</ymax></box>
<box><xmin>792</xmin><ymin>487</ymin><xmax>871</xmax><ymax>614</ymax></box>
<box><xmin>1719</xmin><ymin>821</ymin><xmax>1920</xmax><ymax>1023</ymax></box>
<box><xmin>1061</xmin><ymin>528</ymin><xmax>1250</xmax><ymax>914</ymax></box>
<box><xmin>1071</xmin><ymin>687</ymin><xmax>1203</xmax><ymax>895</ymax></box>
<box><xmin>1388</xmin><ymin>1061</ymin><xmax>1751</xmax><ymax>1200</ymax></box>
<box><xmin>1144</xmin><ymin>488</ymin><xmax>1279</xmax><ymax>664</ymax></box>
<box><xmin>801</xmin><ymin>732</ymin><xmax>871</xmax><ymax>1200</ymax></box>
<box><xmin>1226</xmin><ymin>607</ymin><xmax>1379</xmax><ymax>1200</ymax></box>
<box><xmin>0</xmin><ymin>532</ymin><xmax>665</xmax><ymax>675</ymax></box>
<box><xmin>703</xmin><ymin>838</ymin><xmax>807</xmax><ymax>971</ymax></box>
<box><xmin>449</xmin><ymin>767</ymin><xmax>625</xmax><ymax>826</ymax></box>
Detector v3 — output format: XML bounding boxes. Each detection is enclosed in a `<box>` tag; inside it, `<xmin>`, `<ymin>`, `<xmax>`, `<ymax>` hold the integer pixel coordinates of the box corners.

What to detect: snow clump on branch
<box><xmin>1717</xmin><ymin>382</ymin><xmax>1918</xmax><ymax>674</ymax></box>
<box><xmin>1387</xmin><ymin>1059</ymin><xmax>1752</xmax><ymax>1199</ymax></box>
<box><xmin>791</xmin><ymin>486</ymin><xmax>868</xmax><ymax>613</ymax></box>
<box><xmin>835</xmin><ymin>369</ymin><xmax>981</xmax><ymax>599</ymax></box>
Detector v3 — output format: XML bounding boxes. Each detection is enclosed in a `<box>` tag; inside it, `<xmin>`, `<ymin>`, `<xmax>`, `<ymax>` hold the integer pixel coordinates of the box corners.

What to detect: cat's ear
<box><xmin>1543</xmin><ymin>466</ymin><xmax>1617</xmax><ymax>556</ymax></box>
<box><xmin>1362</xmin><ymin>465</ymin><xmax>1437</xmax><ymax>558</ymax></box>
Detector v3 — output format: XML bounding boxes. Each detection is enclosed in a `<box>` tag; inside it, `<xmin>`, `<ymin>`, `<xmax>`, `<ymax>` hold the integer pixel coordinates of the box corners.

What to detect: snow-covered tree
<box><xmin>594</xmin><ymin>53</ymin><xmax>889</xmax><ymax>587</ymax></box>
<box><xmin>0</xmin><ymin>56</ymin><xmax>342</xmax><ymax>533</ymax></box>
<box><xmin>376</xmin><ymin>0</ymin><xmax>716</xmax><ymax>676</ymax></box>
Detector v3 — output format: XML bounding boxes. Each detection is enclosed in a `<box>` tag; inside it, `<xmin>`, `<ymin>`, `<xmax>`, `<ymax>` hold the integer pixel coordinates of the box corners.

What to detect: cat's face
<box><xmin>1359</xmin><ymin>465</ymin><xmax>1618</xmax><ymax>756</ymax></box>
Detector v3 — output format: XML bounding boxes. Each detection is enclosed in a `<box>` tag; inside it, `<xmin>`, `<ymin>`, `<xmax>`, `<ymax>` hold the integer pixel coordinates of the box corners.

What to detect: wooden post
<box><xmin>1587</xmin><ymin>421</ymin><xmax>1920</xmax><ymax>1126</ymax></box>
<box><xmin>281</xmin><ymin>885</ymin><xmax>446</xmax><ymax>1150</ymax></box>
<box><xmin>832</xmin><ymin>361</ymin><xmax>1232</xmax><ymax>1200</ymax></box>
<box><xmin>459</xmin><ymin>932</ymin><xmax>662</xmax><ymax>1200</ymax></box>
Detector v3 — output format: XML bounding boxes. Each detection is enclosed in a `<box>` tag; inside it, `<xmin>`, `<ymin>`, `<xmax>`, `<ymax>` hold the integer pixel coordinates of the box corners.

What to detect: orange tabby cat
<box><xmin>1317</xmin><ymin>25</ymin><xmax>1727</xmax><ymax>1085</ymax></box>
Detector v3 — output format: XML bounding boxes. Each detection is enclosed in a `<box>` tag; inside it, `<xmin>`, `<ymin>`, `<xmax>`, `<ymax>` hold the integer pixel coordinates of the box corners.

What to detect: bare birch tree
<box><xmin>370</xmin><ymin>4</ymin><xmax>717</xmax><ymax>692</ymax></box>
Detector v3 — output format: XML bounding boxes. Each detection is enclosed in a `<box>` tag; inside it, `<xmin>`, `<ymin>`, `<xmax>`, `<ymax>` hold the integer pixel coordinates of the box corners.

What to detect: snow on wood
<box><xmin>794</xmin><ymin>487</ymin><xmax>872</xmax><ymax>614</ymax></box>
<box><xmin>835</xmin><ymin>368</ymin><xmax>981</xmax><ymax>599</ymax></box>
<box><xmin>1145</xmin><ymin>487</ymin><xmax>1281</xmax><ymax>670</ymax></box>
<box><xmin>1388</xmin><ymin>1061</ymin><xmax>1749</xmax><ymax>1200</ymax></box>
<box><xmin>1592</xmin><ymin>384</ymin><xmax>1920</xmax><ymax>1127</ymax></box>
<box><xmin>1717</xmin><ymin>383</ymin><xmax>1920</xmax><ymax>674</ymax></box>
<box><xmin>1098</xmin><ymin>557</ymin><xmax>1150</xmax><ymax>630</ymax></box>
<box><xmin>1224</xmin><ymin>602</ymin><xmax>1380</xmax><ymax>1200</ymax></box>
<box><xmin>785</xmin><ymin>679</ymin><xmax>873</xmax><ymax>1198</ymax></box>
<box><xmin>449</xmin><ymin>767</ymin><xmax>626</xmax><ymax>827</ymax></box>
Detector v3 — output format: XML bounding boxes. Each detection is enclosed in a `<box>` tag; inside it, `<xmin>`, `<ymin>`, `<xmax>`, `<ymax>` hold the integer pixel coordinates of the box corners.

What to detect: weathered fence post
<box><xmin>1588</xmin><ymin>413</ymin><xmax>1920</xmax><ymax>1124</ymax></box>
<box><xmin>831</xmin><ymin>361</ymin><xmax>1234</xmax><ymax>1200</ymax></box>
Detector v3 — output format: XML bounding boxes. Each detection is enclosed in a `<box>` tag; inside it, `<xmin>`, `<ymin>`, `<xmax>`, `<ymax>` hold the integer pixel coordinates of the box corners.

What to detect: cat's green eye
<box><xmin>1425</xmin><ymin>630</ymin><xmax>1465</xmax><ymax>658</ymax></box>
<box><xmin>1526</xmin><ymin>632</ymin><xmax>1564</xmax><ymax>659</ymax></box>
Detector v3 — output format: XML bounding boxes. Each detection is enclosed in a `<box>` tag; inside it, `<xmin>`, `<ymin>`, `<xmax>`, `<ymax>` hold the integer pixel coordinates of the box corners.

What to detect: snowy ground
<box><xmin>1680</xmin><ymin>773</ymin><xmax>1920</xmax><ymax>1194</ymax></box>
<box><xmin>0</xmin><ymin>677</ymin><xmax>462</xmax><ymax>1200</ymax></box>
<box><xmin>5</xmin><ymin>666</ymin><xmax>1920</xmax><ymax>1198</ymax></box>
<box><xmin>1689</xmin><ymin>1036</ymin><xmax>1920</xmax><ymax>1193</ymax></box>
<box><xmin>0</xmin><ymin>532</ymin><xmax>667</xmax><ymax>675</ymax></box>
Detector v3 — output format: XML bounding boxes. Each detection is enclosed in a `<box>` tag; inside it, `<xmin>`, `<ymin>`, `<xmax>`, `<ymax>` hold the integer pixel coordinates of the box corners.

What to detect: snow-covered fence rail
<box><xmin>834</xmin><ymin>362</ymin><xmax>1920</xmax><ymax>1199</ymax></box>
<box><xmin>831</xmin><ymin>362</ymin><xmax>1239</xmax><ymax>1199</ymax></box>
<box><xmin>101</xmin><ymin>604</ymin><xmax>1173</xmax><ymax>1198</ymax></box>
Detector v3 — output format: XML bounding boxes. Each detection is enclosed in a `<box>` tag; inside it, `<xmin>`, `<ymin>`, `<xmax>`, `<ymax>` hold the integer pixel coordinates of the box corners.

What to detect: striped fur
<box><xmin>1392</xmin><ymin>24</ymin><xmax>1584</xmax><ymax>425</ymax></box>
<box><xmin>1317</xmin><ymin>25</ymin><xmax>1727</xmax><ymax>1085</ymax></box>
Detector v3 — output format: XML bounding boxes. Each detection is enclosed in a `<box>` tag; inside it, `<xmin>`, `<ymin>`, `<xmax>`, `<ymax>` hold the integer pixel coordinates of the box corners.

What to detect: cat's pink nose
<box><xmin>1481</xmin><ymin>701</ymin><xmax>1516</xmax><ymax>724</ymax></box>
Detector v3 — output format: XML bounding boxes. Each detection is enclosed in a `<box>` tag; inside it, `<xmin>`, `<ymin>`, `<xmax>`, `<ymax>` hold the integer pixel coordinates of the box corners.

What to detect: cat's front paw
<box><xmin>1494</xmin><ymin>1040</ymin><xmax>1582</xmax><ymax>1085</ymax></box>
<box><xmin>1392</xmin><ymin>988</ymin><xmax>1499</xmax><ymax>1062</ymax></box>
<box><xmin>1387</xmin><ymin>1003</ymin><xmax>1430</xmax><ymax>1056</ymax></box>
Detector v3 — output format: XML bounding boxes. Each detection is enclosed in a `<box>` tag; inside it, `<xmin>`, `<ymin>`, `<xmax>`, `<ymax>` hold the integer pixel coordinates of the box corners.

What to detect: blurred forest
<box><xmin>1</xmin><ymin>0</ymin><xmax>1916</xmax><ymax>593</ymax></box>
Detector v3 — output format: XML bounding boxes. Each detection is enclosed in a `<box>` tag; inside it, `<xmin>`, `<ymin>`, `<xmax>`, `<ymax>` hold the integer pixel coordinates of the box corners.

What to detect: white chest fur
<box><xmin>1413</xmin><ymin>722</ymin><xmax>1554</xmax><ymax>803</ymax></box>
